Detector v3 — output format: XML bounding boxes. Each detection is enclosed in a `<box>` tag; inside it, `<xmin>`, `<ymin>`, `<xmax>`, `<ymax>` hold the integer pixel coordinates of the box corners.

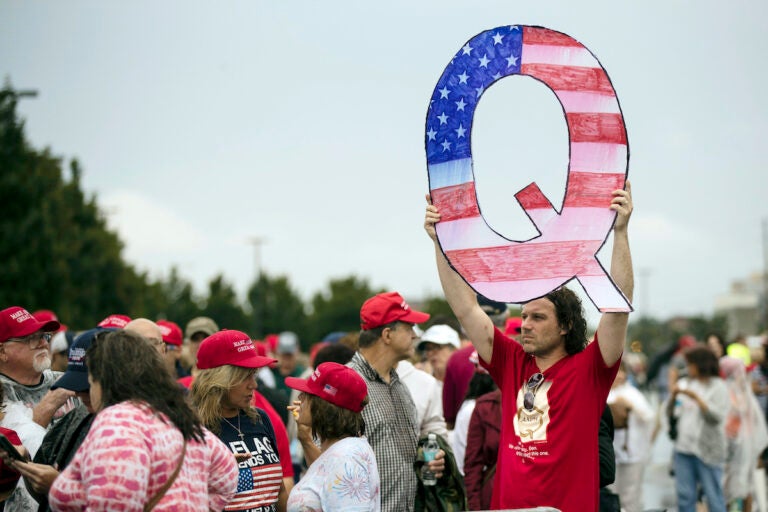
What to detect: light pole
<box><xmin>248</xmin><ymin>237</ymin><xmax>267</xmax><ymax>281</ymax></box>
<box><xmin>12</xmin><ymin>89</ymin><xmax>39</xmax><ymax>99</ymax></box>
<box><xmin>639</xmin><ymin>267</ymin><xmax>651</xmax><ymax>319</ymax></box>
<box><xmin>248</xmin><ymin>237</ymin><xmax>267</xmax><ymax>337</ymax></box>
<box><xmin>762</xmin><ymin>219</ymin><xmax>768</xmax><ymax>331</ymax></box>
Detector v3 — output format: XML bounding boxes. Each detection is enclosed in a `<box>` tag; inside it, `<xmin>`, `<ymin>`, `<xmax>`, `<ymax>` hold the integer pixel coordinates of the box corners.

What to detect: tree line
<box><xmin>0</xmin><ymin>83</ymin><xmax>725</xmax><ymax>355</ymax></box>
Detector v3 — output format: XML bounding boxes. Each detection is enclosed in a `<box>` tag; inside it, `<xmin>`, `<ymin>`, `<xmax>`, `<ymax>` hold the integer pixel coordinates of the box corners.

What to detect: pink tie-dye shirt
<box><xmin>49</xmin><ymin>401</ymin><xmax>238</xmax><ymax>511</ymax></box>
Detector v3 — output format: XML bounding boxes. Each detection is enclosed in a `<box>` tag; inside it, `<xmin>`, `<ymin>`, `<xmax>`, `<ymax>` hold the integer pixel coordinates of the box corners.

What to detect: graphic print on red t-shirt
<box><xmin>514</xmin><ymin>381</ymin><xmax>552</xmax><ymax>443</ymax></box>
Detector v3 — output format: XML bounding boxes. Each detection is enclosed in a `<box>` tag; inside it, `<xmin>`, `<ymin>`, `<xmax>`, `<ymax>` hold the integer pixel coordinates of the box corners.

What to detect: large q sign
<box><xmin>426</xmin><ymin>25</ymin><xmax>632</xmax><ymax>313</ymax></box>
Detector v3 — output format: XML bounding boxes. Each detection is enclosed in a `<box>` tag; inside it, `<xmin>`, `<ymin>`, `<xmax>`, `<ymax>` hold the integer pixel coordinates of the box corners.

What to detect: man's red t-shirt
<box><xmin>481</xmin><ymin>328</ymin><xmax>619</xmax><ymax>511</ymax></box>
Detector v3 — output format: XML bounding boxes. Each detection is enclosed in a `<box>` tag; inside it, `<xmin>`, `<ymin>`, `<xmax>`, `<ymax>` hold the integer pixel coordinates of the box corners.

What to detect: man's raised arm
<box><xmin>424</xmin><ymin>195</ymin><xmax>495</xmax><ymax>363</ymax></box>
<box><xmin>596</xmin><ymin>181</ymin><xmax>635</xmax><ymax>366</ymax></box>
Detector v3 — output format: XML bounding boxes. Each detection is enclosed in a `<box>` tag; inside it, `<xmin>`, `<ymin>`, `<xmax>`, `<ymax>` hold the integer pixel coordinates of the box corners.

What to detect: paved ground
<box><xmin>642</xmin><ymin>428</ymin><xmax>677</xmax><ymax>511</ymax></box>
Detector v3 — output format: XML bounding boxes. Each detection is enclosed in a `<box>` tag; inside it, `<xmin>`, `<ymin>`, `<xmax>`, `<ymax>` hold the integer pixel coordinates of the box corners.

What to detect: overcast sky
<box><xmin>2</xmin><ymin>1</ymin><xmax>766</xmax><ymax>328</ymax></box>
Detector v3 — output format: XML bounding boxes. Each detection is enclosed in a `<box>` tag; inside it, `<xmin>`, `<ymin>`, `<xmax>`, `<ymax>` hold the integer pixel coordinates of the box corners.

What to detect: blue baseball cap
<box><xmin>52</xmin><ymin>327</ymin><xmax>116</xmax><ymax>392</ymax></box>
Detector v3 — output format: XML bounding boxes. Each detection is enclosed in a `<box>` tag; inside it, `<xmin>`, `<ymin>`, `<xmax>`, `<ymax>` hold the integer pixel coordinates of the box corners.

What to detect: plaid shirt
<box><xmin>349</xmin><ymin>352</ymin><xmax>419</xmax><ymax>512</ymax></box>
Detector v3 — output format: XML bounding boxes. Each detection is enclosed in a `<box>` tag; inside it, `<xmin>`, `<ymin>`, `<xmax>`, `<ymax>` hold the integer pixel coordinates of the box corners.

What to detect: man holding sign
<box><xmin>424</xmin><ymin>182</ymin><xmax>634</xmax><ymax>511</ymax></box>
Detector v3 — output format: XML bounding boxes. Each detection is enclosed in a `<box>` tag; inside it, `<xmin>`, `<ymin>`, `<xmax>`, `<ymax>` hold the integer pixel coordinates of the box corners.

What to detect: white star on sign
<box><xmin>509</xmin><ymin>25</ymin><xmax>520</xmax><ymax>31</ymax></box>
<box><xmin>427</xmin><ymin>128</ymin><xmax>437</xmax><ymax>141</ymax></box>
<box><xmin>441</xmin><ymin>139</ymin><xmax>452</xmax><ymax>151</ymax></box>
<box><xmin>455</xmin><ymin>124</ymin><xmax>466</xmax><ymax>138</ymax></box>
<box><xmin>492</xmin><ymin>72</ymin><xmax>502</xmax><ymax>80</ymax></box>
<box><xmin>492</xmin><ymin>33</ymin><xmax>503</xmax><ymax>45</ymax></box>
<box><xmin>475</xmin><ymin>85</ymin><xmax>484</xmax><ymax>98</ymax></box>
<box><xmin>455</xmin><ymin>98</ymin><xmax>466</xmax><ymax>111</ymax></box>
<box><xmin>506</xmin><ymin>54</ymin><xmax>518</xmax><ymax>67</ymax></box>
<box><xmin>437</xmin><ymin>112</ymin><xmax>449</xmax><ymax>125</ymax></box>
<box><xmin>479</xmin><ymin>54</ymin><xmax>490</xmax><ymax>68</ymax></box>
<box><xmin>462</xmin><ymin>43</ymin><xmax>473</xmax><ymax>55</ymax></box>
<box><xmin>439</xmin><ymin>87</ymin><xmax>450</xmax><ymax>99</ymax></box>
<box><xmin>457</xmin><ymin>71</ymin><xmax>469</xmax><ymax>84</ymax></box>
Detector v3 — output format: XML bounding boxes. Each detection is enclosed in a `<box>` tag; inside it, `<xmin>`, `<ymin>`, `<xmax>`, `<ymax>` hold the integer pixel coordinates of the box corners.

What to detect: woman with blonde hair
<box><xmin>47</xmin><ymin>329</ymin><xmax>238</xmax><ymax>511</ymax></box>
<box><xmin>191</xmin><ymin>330</ymin><xmax>288</xmax><ymax>512</ymax></box>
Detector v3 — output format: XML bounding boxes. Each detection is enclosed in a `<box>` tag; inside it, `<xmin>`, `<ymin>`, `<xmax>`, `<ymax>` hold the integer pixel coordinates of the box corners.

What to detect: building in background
<box><xmin>715</xmin><ymin>272</ymin><xmax>765</xmax><ymax>339</ymax></box>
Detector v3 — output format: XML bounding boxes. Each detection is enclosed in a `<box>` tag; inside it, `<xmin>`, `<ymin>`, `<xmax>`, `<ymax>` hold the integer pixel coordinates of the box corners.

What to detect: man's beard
<box><xmin>32</xmin><ymin>351</ymin><xmax>52</xmax><ymax>373</ymax></box>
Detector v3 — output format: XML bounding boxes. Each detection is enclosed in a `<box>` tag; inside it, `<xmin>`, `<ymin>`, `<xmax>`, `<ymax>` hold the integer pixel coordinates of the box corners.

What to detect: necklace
<box><xmin>222</xmin><ymin>414</ymin><xmax>245</xmax><ymax>442</ymax></box>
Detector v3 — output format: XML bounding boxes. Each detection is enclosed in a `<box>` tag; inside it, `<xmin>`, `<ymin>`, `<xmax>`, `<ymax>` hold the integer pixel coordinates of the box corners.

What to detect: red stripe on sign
<box><xmin>523</xmin><ymin>26</ymin><xmax>581</xmax><ymax>47</ymax></box>
<box><xmin>521</xmin><ymin>64</ymin><xmax>614</xmax><ymax>95</ymax></box>
<box><xmin>432</xmin><ymin>183</ymin><xmax>481</xmax><ymax>222</ymax></box>
<box><xmin>564</xmin><ymin>172</ymin><xmax>625</xmax><ymax>208</ymax></box>
<box><xmin>567</xmin><ymin>113</ymin><xmax>627</xmax><ymax>144</ymax></box>
<box><xmin>447</xmin><ymin>240</ymin><xmax>603</xmax><ymax>282</ymax></box>
<box><xmin>515</xmin><ymin>182</ymin><xmax>554</xmax><ymax>211</ymax></box>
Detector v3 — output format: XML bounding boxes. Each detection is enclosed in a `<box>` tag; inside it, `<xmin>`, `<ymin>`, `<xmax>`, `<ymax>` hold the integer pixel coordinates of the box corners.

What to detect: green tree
<box><xmin>306</xmin><ymin>276</ymin><xmax>382</xmax><ymax>348</ymax></box>
<box><xmin>627</xmin><ymin>314</ymin><xmax>729</xmax><ymax>358</ymax></box>
<box><xmin>421</xmin><ymin>296</ymin><xmax>454</xmax><ymax>319</ymax></box>
<box><xmin>247</xmin><ymin>272</ymin><xmax>308</xmax><ymax>342</ymax></box>
<box><xmin>201</xmin><ymin>274</ymin><xmax>249</xmax><ymax>333</ymax></box>
<box><xmin>686</xmin><ymin>314</ymin><xmax>728</xmax><ymax>342</ymax></box>
<box><xmin>0</xmin><ymin>84</ymin><xmax>160</xmax><ymax>328</ymax></box>
<box><xmin>155</xmin><ymin>266</ymin><xmax>203</xmax><ymax>329</ymax></box>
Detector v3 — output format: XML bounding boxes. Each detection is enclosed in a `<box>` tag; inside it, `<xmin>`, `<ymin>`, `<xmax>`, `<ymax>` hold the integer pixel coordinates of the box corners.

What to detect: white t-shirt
<box><xmin>287</xmin><ymin>436</ymin><xmax>380</xmax><ymax>512</ymax></box>
<box><xmin>396</xmin><ymin>361</ymin><xmax>448</xmax><ymax>440</ymax></box>
<box><xmin>451</xmin><ymin>398</ymin><xmax>476</xmax><ymax>475</ymax></box>
<box><xmin>607</xmin><ymin>383</ymin><xmax>655</xmax><ymax>464</ymax></box>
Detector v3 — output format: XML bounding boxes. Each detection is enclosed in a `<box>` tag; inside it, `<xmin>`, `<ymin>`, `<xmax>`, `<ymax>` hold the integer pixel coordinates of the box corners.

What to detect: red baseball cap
<box><xmin>32</xmin><ymin>310</ymin><xmax>67</xmax><ymax>333</ymax></box>
<box><xmin>252</xmin><ymin>341</ymin><xmax>269</xmax><ymax>357</ymax></box>
<box><xmin>264</xmin><ymin>333</ymin><xmax>279</xmax><ymax>353</ymax></box>
<box><xmin>157</xmin><ymin>320</ymin><xmax>183</xmax><ymax>347</ymax></box>
<box><xmin>285</xmin><ymin>362</ymin><xmax>368</xmax><ymax>412</ymax></box>
<box><xmin>0</xmin><ymin>306</ymin><xmax>60</xmax><ymax>343</ymax></box>
<box><xmin>360</xmin><ymin>292</ymin><xmax>430</xmax><ymax>330</ymax></box>
<box><xmin>97</xmin><ymin>314</ymin><xmax>132</xmax><ymax>329</ymax></box>
<box><xmin>196</xmin><ymin>330</ymin><xmax>277</xmax><ymax>370</ymax></box>
<box><xmin>505</xmin><ymin>316</ymin><xmax>523</xmax><ymax>336</ymax></box>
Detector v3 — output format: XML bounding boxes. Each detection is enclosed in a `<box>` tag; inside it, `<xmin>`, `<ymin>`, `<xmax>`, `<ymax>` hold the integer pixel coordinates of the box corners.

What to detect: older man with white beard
<box><xmin>0</xmin><ymin>306</ymin><xmax>75</xmax><ymax>511</ymax></box>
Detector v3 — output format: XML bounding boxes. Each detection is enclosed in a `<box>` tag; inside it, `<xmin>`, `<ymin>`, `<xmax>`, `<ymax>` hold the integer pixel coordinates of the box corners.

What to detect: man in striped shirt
<box><xmin>348</xmin><ymin>292</ymin><xmax>445</xmax><ymax>512</ymax></box>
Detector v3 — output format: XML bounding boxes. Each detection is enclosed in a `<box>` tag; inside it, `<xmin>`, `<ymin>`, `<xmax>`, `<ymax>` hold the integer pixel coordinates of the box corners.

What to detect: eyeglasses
<box><xmin>5</xmin><ymin>332</ymin><xmax>52</xmax><ymax>350</ymax></box>
<box><xmin>523</xmin><ymin>372</ymin><xmax>544</xmax><ymax>411</ymax></box>
<box><xmin>147</xmin><ymin>338</ymin><xmax>164</xmax><ymax>348</ymax></box>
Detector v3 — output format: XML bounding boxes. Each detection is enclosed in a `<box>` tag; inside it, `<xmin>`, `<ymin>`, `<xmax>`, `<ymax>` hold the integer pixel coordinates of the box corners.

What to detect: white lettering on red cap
<box><xmin>10</xmin><ymin>310</ymin><xmax>31</xmax><ymax>323</ymax></box>
<box><xmin>401</xmin><ymin>300</ymin><xmax>410</xmax><ymax>311</ymax></box>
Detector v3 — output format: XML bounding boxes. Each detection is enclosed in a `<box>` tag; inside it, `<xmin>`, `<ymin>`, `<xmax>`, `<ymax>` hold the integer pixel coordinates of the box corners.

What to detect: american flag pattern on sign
<box><xmin>426</xmin><ymin>25</ymin><xmax>632</xmax><ymax>312</ymax></box>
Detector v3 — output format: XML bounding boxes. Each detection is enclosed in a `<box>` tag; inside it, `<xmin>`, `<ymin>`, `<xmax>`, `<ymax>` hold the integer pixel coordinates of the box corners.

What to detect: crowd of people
<box><xmin>0</xmin><ymin>182</ymin><xmax>766</xmax><ymax>511</ymax></box>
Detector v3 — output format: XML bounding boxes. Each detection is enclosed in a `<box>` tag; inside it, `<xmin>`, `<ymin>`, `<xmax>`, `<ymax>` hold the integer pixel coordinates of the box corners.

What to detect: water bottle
<box><xmin>421</xmin><ymin>433</ymin><xmax>439</xmax><ymax>486</ymax></box>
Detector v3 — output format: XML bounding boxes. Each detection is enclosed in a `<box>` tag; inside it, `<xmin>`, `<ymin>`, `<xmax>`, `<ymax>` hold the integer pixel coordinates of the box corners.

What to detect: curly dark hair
<box><xmin>87</xmin><ymin>330</ymin><xmax>206</xmax><ymax>442</ymax></box>
<box><xmin>683</xmin><ymin>346</ymin><xmax>720</xmax><ymax>378</ymax></box>
<box><xmin>542</xmin><ymin>287</ymin><xmax>588</xmax><ymax>355</ymax></box>
<box><xmin>307</xmin><ymin>393</ymin><xmax>367</xmax><ymax>442</ymax></box>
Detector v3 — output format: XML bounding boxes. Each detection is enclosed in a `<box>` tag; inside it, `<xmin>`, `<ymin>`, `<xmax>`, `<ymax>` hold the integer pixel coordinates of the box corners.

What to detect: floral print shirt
<box><xmin>286</xmin><ymin>436</ymin><xmax>380</xmax><ymax>512</ymax></box>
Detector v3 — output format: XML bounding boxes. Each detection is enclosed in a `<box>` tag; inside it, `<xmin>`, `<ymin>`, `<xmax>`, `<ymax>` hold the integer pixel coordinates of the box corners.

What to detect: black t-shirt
<box><xmin>218</xmin><ymin>409</ymin><xmax>282</xmax><ymax>512</ymax></box>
